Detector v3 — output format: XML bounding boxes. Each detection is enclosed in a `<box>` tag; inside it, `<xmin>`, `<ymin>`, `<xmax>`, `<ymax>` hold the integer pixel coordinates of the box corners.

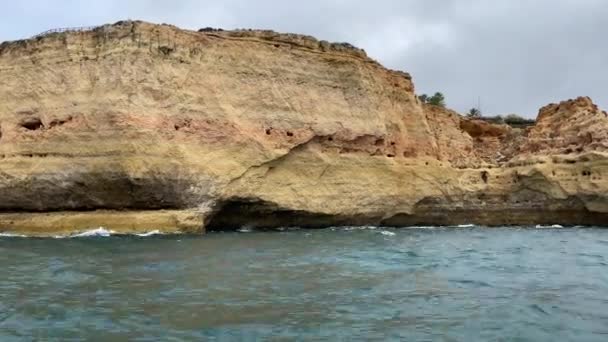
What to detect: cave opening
<box><xmin>205</xmin><ymin>199</ymin><xmax>360</xmax><ymax>231</ymax></box>
<box><xmin>20</xmin><ymin>117</ymin><xmax>44</xmax><ymax>131</ymax></box>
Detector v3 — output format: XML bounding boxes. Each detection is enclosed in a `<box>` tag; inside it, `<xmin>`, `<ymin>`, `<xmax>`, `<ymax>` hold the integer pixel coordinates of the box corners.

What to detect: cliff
<box><xmin>1</xmin><ymin>21</ymin><xmax>607</xmax><ymax>236</ymax></box>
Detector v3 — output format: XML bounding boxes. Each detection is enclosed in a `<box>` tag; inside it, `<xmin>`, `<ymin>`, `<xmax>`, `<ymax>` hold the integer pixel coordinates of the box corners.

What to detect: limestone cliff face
<box><xmin>1</xmin><ymin>21</ymin><xmax>607</xmax><ymax>236</ymax></box>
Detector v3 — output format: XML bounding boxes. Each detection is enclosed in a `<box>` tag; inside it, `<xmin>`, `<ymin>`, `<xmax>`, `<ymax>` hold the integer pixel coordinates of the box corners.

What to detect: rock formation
<box><xmin>1</xmin><ymin>20</ymin><xmax>607</xmax><ymax>236</ymax></box>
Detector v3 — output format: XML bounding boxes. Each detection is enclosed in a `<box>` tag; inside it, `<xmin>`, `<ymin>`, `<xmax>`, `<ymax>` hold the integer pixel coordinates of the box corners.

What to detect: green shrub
<box><xmin>467</xmin><ymin>108</ymin><xmax>481</xmax><ymax>118</ymax></box>
<box><xmin>418</xmin><ymin>92</ymin><xmax>445</xmax><ymax>107</ymax></box>
<box><xmin>428</xmin><ymin>92</ymin><xmax>446</xmax><ymax>107</ymax></box>
<box><xmin>503</xmin><ymin>114</ymin><xmax>534</xmax><ymax>126</ymax></box>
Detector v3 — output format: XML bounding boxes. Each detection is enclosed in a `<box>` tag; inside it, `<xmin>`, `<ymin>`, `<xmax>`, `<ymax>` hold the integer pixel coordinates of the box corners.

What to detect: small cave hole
<box><xmin>265</xmin><ymin>128</ymin><xmax>272</xmax><ymax>135</ymax></box>
<box><xmin>286</xmin><ymin>131</ymin><xmax>294</xmax><ymax>137</ymax></box>
<box><xmin>20</xmin><ymin>117</ymin><xmax>44</xmax><ymax>131</ymax></box>
<box><xmin>386</xmin><ymin>154</ymin><xmax>395</xmax><ymax>158</ymax></box>
<box><xmin>327</xmin><ymin>137</ymin><xmax>333</xmax><ymax>142</ymax></box>
<box><xmin>274</xmin><ymin>44</ymin><xmax>280</xmax><ymax>48</ymax></box>
<box><xmin>582</xmin><ymin>170</ymin><xmax>592</xmax><ymax>177</ymax></box>
<box><xmin>481</xmin><ymin>171</ymin><xmax>489</xmax><ymax>184</ymax></box>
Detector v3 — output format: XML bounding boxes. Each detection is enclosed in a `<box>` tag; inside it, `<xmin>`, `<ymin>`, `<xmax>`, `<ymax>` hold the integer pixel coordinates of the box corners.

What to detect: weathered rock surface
<box><xmin>1</xmin><ymin>21</ymin><xmax>607</xmax><ymax>236</ymax></box>
<box><xmin>524</xmin><ymin>96</ymin><xmax>608</xmax><ymax>155</ymax></box>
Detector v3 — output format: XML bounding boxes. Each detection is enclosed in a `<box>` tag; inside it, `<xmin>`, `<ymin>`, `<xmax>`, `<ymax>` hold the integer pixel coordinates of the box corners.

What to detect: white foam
<box><xmin>535</xmin><ymin>224</ymin><xmax>565</xmax><ymax>229</ymax></box>
<box><xmin>71</xmin><ymin>227</ymin><xmax>115</xmax><ymax>237</ymax></box>
<box><xmin>341</xmin><ymin>226</ymin><xmax>378</xmax><ymax>231</ymax></box>
<box><xmin>238</xmin><ymin>226</ymin><xmax>253</xmax><ymax>233</ymax></box>
<box><xmin>457</xmin><ymin>224</ymin><xmax>476</xmax><ymax>228</ymax></box>
<box><xmin>0</xmin><ymin>232</ymin><xmax>26</xmax><ymax>238</ymax></box>
<box><xmin>135</xmin><ymin>230</ymin><xmax>162</xmax><ymax>237</ymax></box>
<box><xmin>5</xmin><ymin>229</ymin><xmax>165</xmax><ymax>238</ymax></box>
<box><xmin>380</xmin><ymin>230</ymin><xmax>396</xmax><ymax>236</ymax></box>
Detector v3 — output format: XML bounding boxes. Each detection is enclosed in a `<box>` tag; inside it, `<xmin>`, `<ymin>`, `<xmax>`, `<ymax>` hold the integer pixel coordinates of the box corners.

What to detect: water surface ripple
<box><xmin>1</xmin><ymin>226</ymin><xmax>608</xmax><ymax>341</ymax></box>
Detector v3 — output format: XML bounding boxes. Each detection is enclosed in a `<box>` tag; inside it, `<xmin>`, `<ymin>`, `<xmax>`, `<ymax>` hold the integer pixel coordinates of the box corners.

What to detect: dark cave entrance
<box><xmin>205</xmin><ymin>199</ymin><xmax>368</xmax><ymax>231</ymax></box>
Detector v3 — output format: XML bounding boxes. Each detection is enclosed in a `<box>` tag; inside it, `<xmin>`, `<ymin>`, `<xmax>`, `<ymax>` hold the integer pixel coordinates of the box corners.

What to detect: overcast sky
<box><xmin>1</xmin><ymin>0</ymin><xmax>605</xmax><ymax>117</ymax></box>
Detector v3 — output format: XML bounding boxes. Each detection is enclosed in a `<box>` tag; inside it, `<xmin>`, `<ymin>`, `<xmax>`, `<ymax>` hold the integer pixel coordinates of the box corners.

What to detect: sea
<box><xmin>1</xmin><ymin>226</ymin><xmax>608</xmax><ymax>341</ymax></box>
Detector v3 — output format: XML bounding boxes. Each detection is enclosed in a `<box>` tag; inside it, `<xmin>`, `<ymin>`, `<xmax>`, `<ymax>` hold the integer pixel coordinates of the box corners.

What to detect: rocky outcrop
<box><xmin>524</xmin><ymin>96</ymin><xmax>608</xmax><ymax>155</ymax></box>
<box><xmin>1</xmin><ymin>21</ymin><xmax>607</xmax><ymax>236</ymax></box>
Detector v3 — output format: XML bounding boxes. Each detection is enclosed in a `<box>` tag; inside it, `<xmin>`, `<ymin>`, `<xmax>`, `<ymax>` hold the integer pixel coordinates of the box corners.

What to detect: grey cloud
<box><xmin>1</xmin><ymin>0</ymin><xmax>605</xmax><ymax>117</ymax></box>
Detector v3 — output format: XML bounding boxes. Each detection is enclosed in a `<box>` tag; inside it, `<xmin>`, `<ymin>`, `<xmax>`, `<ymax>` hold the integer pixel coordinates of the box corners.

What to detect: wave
<box><xmin>0</xmin><ymin>227</ymin><xmax>169</xmax><ymax>239</ymax></box>
<box><xmin>535</xmin><ymin>224</ymin><xmax>565</xmax><ymax>229</ymax></box>
<box><xmin>135</xmin><ymin>230</ymin><xmax>163</xmax><ymax>237</ymax></box>
<box><xmin>0</xmin><ymin>232</ymin><xmax>27</xmax><ymax>238</ymax></box>
<box><xmin>329</xmin><ymin>226</ymin><xmax>396</xmax><ymax>236</ymax></box>
<box><xmin>69</xmin><ymin>228</ymin><xmax>167</xmax><ymax>238</ymax></box>
<box><xmin>403</xmin><ymin>224</ymin><xmax>478</xmax><ymax>229</ymax></box>
<box><xmin>70</xmin><ymin>228</ymin><xmax>115</xmax><ymax>237</ymax></box>
<box><xmin>341</xmin><ymin>226</ymin><xmax>379</xmax><ymax>231</ymax></box>
<box><xmin>237</xmin><ymin>226</ymin><xmax>254</xmax><ymax>233</ymax></box>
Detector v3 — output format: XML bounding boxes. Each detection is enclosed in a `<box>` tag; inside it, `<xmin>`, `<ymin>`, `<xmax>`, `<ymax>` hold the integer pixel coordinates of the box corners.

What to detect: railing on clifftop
<box><xmin>32</xmin><ymin>26</ymin><xmax>99</xmax><ymax>38</ymax></box>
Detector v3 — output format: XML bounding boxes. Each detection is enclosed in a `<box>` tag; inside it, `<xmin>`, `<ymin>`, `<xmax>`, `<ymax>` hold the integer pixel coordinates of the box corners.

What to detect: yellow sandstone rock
<box><xmin>1</xmin><ymin>21</ymin><xmax>607</xmax><ymax>236</ymax></box>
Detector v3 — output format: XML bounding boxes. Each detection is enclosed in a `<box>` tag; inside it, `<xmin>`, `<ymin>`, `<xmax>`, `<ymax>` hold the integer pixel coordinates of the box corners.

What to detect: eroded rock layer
<box><xmin>1</xmin><ymin>21</ymin><xmax>607</xmax><ymax>235</ymax></box>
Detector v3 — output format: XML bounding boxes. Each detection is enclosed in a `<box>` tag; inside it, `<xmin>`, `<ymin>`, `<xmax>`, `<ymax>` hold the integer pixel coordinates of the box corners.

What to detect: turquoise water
<box><xmin>1</xmin><ymin>226</ymin><xmax>608</xmax><ymax>341</ymax></box>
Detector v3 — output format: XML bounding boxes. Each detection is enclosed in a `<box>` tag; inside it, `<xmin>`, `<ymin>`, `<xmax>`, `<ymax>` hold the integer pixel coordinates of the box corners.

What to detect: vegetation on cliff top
<box><xmin>419</xmin><ymin>92</ymin><xmax>446</xmax><ymax>107</ymax></box>
<box><xmin>418</xmin><ymin>91</ymin><xmax>535</xmax><ymax>128</ymax></box>
<box><xmin>472</xmin><ymin>113</ymin><xmax>535</xmax><ymax>128</ymax></box>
